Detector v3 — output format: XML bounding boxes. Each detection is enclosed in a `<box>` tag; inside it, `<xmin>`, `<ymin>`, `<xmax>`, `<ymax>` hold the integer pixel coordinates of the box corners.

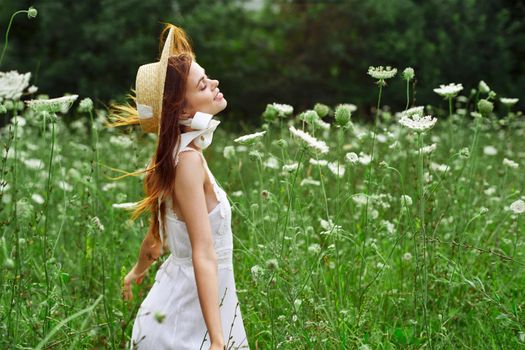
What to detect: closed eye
<box><xmin>200</xmin><ymin>75</ymin><xmax>213</xmax><ymax>91</ymax></box>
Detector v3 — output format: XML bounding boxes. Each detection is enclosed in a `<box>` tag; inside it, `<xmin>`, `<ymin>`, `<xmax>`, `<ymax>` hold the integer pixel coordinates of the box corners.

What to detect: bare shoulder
<box><xmin>175</xmin><ymin>151</ymin><xmax>205</xmax><ymax>191</ymax></box>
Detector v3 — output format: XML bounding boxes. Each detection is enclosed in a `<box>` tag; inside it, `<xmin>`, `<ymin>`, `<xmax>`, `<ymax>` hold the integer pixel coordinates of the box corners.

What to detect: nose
<box><xmin>213</xmin><ymin>79</ymin><xmax>219</xmax><ymax>89</ymax></box>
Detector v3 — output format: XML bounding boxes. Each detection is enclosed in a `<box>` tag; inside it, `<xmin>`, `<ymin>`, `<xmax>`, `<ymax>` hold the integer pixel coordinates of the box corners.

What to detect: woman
<box><xmin>108</xmin><ymin>23</ymin><xmax>249</xmax><ymax>350</ymax></box>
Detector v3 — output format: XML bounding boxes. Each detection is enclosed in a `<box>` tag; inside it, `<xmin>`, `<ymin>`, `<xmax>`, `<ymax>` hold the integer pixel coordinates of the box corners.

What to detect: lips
<box><xmin>214</xmin><ymin>90</ymin><xmax>223</xmax><ymax>101</ymax></box>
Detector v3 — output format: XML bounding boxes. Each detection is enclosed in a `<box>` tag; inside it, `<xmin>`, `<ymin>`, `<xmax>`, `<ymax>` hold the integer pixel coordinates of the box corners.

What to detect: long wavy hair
<box><xmin>105</xmin><ymin>23</ymin><xmax>195</xmax><ymax>250</ymax></box>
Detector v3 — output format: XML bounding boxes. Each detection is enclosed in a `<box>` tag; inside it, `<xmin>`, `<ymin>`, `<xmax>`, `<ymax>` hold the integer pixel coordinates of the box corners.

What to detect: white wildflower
<box><xmin>402</xmin><ymin>252</ymin><xmax>413</xmax><ymax>261</ymax></box>
<box><xmin>309</xmin><ymin>158</ymin><xmax>328</xmax><ymax>166</ymax></box>
<box><xmin>503</xmin><ymin>158</ymin><xmax>519</xmax><ymax>169</ymax></box>
<box><xmin>400</xmin><ymin>195</ymin><xmax>413</xmax><ymax>206</ymax></box>
<box><xmin>250</xmin><ymin>265</ymin><xmax>264</xmax><ymax>281</ymax></box>
<box><xmin>336</xmin><ymin>103</ymin><xmax>357</xmax><ymax>112</ymax></box>
<box><xmin>320</xmin><ymin>218</ymin><xmax>342</xmax><ymax>232</ymax></box>
<box><xmin>430</xmin><ymin>162</ymin><xmax>449</xmax><ymax>173</ymax></box>
<box><xmin>112</xmin><ymin>202</ymin><xmax>139</xmax><ymax>210</ymax></box>
<box><xmin>509</xmin><ymin>199</ymin><xmax>525</xmax><ymax>214</ymax></box>
<box><xmin>358</xmin><ymin>152</ymin><xmax>371</xmax><ymax>165</ymax></box>
<box><xmin>308</xmin><ymin>243</ymin><xmax>321</xmax><ymax>254</ymax></box>
<box><xmin>327</xmin><ymin>161</ymin><xmax>345</xmax><ymax>177</ymax></box>
<box><xmin>22</xmin><ymin>158</ymin><xmax>44</xmax><ymax>170</ymax></box>
<box><xmin>235</xmin><ymin>145</ymin><xmax>248</xmax><ymax>153</ymax></box>
<box><xmin>300</xmin><ymin>178</ymin><xmax>320</xmax><ymax>187</ymax></box>
<box><xmin>11</xmin><ymin>116</ymin><xmax>27</xmax><ymax>127</ymax></box>
<box><xmin>0</xmin><ymin>71</ymin><xmax>31</xmax><ymax>101</ymax></box>
<box><xmin>289</xmin><ymin>126</ymin><xmax>329</xmax><ymax>154</ymax></box>
<box><xmin>25</xmin><ymin>94</ymin><xmax>78</xmax><ymax>113</ymax></box>
<box><xmin>272</xmin><ymin>103</ymin><xmax>294</xmax><ymax>116</ymax></box>
<box><xmin>102</xmin><ymin>182</ymin><xmax>118</xmax><ymax>191</ymax></box>
<box><xmin>352</xmin><ymin>193</ymin><xmax>368</xmax><ymax>205</ymax></box>
<box><xmin>57</xmin><ymin>181</ymin><xmax>72</xmax><ymax>192</ymax></box>
<box><xmin>484</xmin><ymin>187</ymin><xmax>496</xmax><ymax>196</ymax></box>
<box><xmin>91</xmin><ymin>216</ymin><xmax>105</xmax><ymax>231</ymax></box>
<box><xmin>315</xmin><ymin>118</ymin><xmax>330</xmax><ymax>130</ymax></box>
<box><xmin>420</xmin><ymin>143</ymin><xmax>437</xmax><ymax>154</ymax></box>
<box><xmin>483</xmin><ymin>145</ymin><xmax>498</xmax><ymax>156</ymax></box>
<box><xmin>263</xmin><ymin>156</ymin><xmax>279</xmax><ymax>169</ymax></box>
<box><xmin>282</xmin><ymin>162</ymin><xmax>299</xmax><ymax>172</ymax></box>
<box><xmin>367</xmin><ymin>66</ymin><xmax>397</xmax><ymax>81</ymax></box>
<box><xmin>399</xmin><ymin>113</ymin><xmax>437</xmax><ymax>132</ymax></box>
<box><xmin>400</xmin><ymin>106</ymin><xmax>425</xmax><ymax>118</ymax></box>
<box><xmin>345</xmin><ymin>152</ymin><xmax>359</xmax><ymax>164</ymax></box>
<box><xmin>499</xmin><ymin>97</ymin><xmax>519</xmax><ymax>107</ymax></box>
<box><xmin>433</xmin><ymin>83</ymin><xmax>463</xmax><ymax>98</ymax></box>
<box><xmin>109</xmin><ymin>135</ymin><xmax>133</xmax><ymax>148</ymax></box>
<box><xmin>233</xmin><ymin>130</ymin><xmax>266</xmax><ymax>144</ymax></box>
<box><xmin>381</xmin><ymin>220</ymin><xmax>395</xmax><ymax>234</ymax></box>
<box><xmin>223</xmin><ymin>145</ymin><xmax>236</xmax><ymax>160</ymax></box>
<box><xmin>31</xmin><ymin>193</ymin><xmax>44</xmax><ymax>204</ymax></box>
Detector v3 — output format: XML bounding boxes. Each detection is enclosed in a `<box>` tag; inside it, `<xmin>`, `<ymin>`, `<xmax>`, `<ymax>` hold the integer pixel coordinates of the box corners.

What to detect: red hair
<box><xmin>105</xmin><ymin>24</ymin><xmax>195</xmax><ymax>248</ymax></box>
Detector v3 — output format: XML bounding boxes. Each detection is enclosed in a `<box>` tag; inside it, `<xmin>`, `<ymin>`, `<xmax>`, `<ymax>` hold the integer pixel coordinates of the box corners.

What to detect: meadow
<box><xmin>1</xmin><ymin>65</ymin><xmax>524</xmax><ymax>349</ymax></box>
<box><xmin>1</xmin><ymin>6</ymin><xmax>525</xmax><ymax>350</ymax></box>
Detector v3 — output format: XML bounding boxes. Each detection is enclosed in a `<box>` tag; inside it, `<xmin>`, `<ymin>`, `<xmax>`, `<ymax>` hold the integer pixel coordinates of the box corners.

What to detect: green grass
<box><xmin>1</xmin><ymin>95</ymin><xmax>524</xmax><ymax>349</ymax></box>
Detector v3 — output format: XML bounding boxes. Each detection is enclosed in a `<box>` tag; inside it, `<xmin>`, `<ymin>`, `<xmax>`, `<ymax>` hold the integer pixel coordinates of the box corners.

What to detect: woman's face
<box><xmin>182</xmin><ymin>61</ymin><xmax>227</xmax><ymax>119</ymax></box>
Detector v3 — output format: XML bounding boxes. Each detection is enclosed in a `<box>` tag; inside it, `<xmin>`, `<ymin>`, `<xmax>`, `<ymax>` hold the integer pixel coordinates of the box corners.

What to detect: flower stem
<box><xmin>405</xmin><ymin>80</ymin><xmax>410</xmax><ymax>110</ymax></box>
<box><xmin>417</xmin><ymin>132</ymin><xmax>431</xmax><ymax>347</ymax></box>
<box><xmin>374</xmin><ymin>83</ymin><xmax>383</xmax><ymax>127</ymax></box>
<box><xmin>0</xmin><ymin>10</ymin><xmax>27</xmax><ymax>67</ymax></box>
<box><xmin>42</xmin><ymin>119</ymin><xmax>57</xmax><ymax>334</ymax></box>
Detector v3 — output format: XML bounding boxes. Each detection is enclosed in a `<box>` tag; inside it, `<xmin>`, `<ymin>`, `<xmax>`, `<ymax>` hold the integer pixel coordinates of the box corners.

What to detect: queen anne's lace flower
<box><xmin>509</xmin><ymin>199</ymin><xmax>525</xmax><ymax>214</ymax></box>
<box><xmin>233</xmin><ymin>130</ymin><xmax>266</xmax><ymax>144</ymax></box>
<box><xmin>398</xmin><ymin>113</ymin><xmax>437</xmax><ymax>132</ymax></box>
<box><xmin>0</xmin><ymin>71</ymin><xmax>31</xmax><ymax>102</ymax></box>
<box><xmin>345</xmin><ymin>152</ymin><xmax>359</xmax><ymax>164</ymax></box>
<box><xmin>367</xmin><ymin>66</ymin><xmax>397</xmax><ymax>81</ymax></box>
<box><xmin>289</xmin><ymin>126</ymin><xmax>329</xmax><ymax>154</ymax></box>
<box><xmin>500</xmin><ymin>97</ymin><xmax>519</xmax><ymax>106</ymax></box>
<box><xmin>309</xmin><ymin>158</ymin><xmax>328</xmax><ymax>166</ymax></box>
<box><xmin>112</xmin><ymin>202</ymin><xmax>139</xmax><ymax>210</ymax></box>
<box><xmin>433</xmin><ymin>83</ymin><xmax>463</xmax><ymax>98</ymax></box>
<box><xmin>270</xmin><ymin>103</ymin><xmax>293</xmax><ymax>116</ymax></box>
<box><xmin>25</xmin><ymin>94</ymin><xmax>78</xmax><ymax>113</ymax></box>
<box><xmin>483</xmin><ymin>145</ymin><xmax>497</xmax><ymax>156</ymax></box>
<box><xmin>327</xmin><ymin>161</ymin><xmax>345</xmax><ymax>177</ymax></box>
<box><xmin>300</xmin><ymin>178</ymin><xmax>320</xmax><ymax>187</ymax></box>
<box><xmin>400</xmin><ymin>106</ymin><xmax>425</xmax><ymax>118</ymax></box>
<box><xmin>503</xmin><ymin>158</ymin><xmax>519</xmax><ymax>169</ymax></box>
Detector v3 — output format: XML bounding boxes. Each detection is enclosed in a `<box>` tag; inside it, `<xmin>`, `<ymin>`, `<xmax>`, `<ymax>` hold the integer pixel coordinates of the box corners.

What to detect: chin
<box><xmin>216</xmin><ymin>98</ymin><xmax>227</xmax><ymax>112</ymax></box>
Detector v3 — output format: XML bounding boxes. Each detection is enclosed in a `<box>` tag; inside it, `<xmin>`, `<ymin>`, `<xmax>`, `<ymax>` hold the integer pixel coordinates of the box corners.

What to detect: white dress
<box><xmin>129</xmin><ymin>145</ymin><xmax>250</xmax><ymax>349</ymax></box>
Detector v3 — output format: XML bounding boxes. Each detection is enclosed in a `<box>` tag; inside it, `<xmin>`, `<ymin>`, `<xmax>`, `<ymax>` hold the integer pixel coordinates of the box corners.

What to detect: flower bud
<box><xmin>477</xmin><ymin>99</ymin><xmax>494</xmax><ymax>116</ymax></box>
<box><xmin>273</xmin><ymin>139</ymin><xmax>288</xmax><ymax>149</ymax></box>
<box><xmin>314</xmin><ymin>103</ymin><xmax>330</xmax><ymax>118</ymax></box>
<box><xmin>27</xmin><ymin>6</ymin><xmax>37</xmax><ymax>19</ymax></box>
<box><xmin>459</xmin><ymin>147</ymin><xmax>470</xmax><ymax>159</ymax></box>
<box><xmin>334</xmin><ymin>105</ymin><xmax>352</xmax><ymax>128</ymax></box>
<box><xmin>478</xmin><ymin>80</ymin><xmax>490</xmax><ymax>94</ymax></box>
<box><xmin>77</xmin><ymin>97</ymin><xmax>93</xmax><ymax>113</ymax></box>
<box><xmin>402</xmin><ymin>67</ymin><xmax>415</xmax><ymax>81</ymax></box>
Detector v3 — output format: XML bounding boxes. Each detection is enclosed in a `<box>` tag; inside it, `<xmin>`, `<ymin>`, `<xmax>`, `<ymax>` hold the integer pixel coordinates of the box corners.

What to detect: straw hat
<box><xmin>135</xmin><ymin>25</ymin><xmax>194</xmax><ymax>134</ymax></box>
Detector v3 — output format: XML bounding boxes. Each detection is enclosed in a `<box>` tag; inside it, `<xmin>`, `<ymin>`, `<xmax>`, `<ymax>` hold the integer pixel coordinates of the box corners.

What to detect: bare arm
<box><xmin>176</xmin><ymin>151</ymin><xmax>225</xmax><ymax>347</ymax></box>
<box><xmin>122</xmin><ymin>227</ymin><xmax>162</xmax><ymax>301</ymax></box>
<box><xmin>133</xmin><ymin>227</ymin><xmax>162</xmax><ymax>275</ymax></box>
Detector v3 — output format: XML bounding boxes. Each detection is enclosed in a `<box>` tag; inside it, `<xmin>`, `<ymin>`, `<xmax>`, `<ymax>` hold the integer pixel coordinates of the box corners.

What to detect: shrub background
<box><xmin>1</xmin><ymin>0</ymin><xmax>523</xmax><ymax>125</ymax></box>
